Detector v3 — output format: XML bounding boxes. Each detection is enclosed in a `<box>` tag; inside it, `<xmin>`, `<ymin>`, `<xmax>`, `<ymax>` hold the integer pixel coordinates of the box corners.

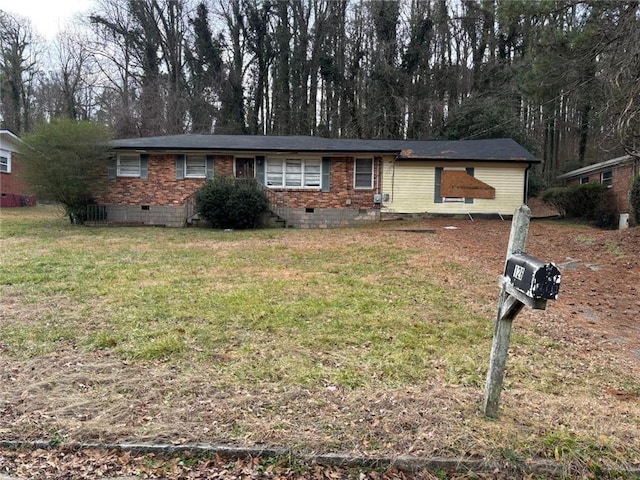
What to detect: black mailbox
<box><xmin>504</xmin><ymin>253</ymin><xmax>561</xmax><ymax>300</ymax></box>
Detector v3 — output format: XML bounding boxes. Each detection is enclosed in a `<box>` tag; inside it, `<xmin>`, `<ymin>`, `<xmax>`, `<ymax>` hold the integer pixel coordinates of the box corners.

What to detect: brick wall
<box><xmin>98</xmin><ymin>153</ymin><xmax>382</xmax><ymax>227</ymax></box>
<box><xmin>269</xmin><ymin>156</ymin><xmax>381</xmax><ymax>210</ymax></box>
<box><xmin>0</xmin><ymin>153</ymin><xmax>37</xmax><ymax>207</ymax></box>
<box><xmin>98</xmin><ymin>154</ymin><xmax>379</xmax><ymax>207</ymax></box>
<box><xmin>97</xmin><ymin>154</ymin><xmax>209</xmax><ymax>206</ymax></box>
<box><xmin>611</xmin><ymin>163</ymin><xmax>634</xmax><ymax>213</ymax></box>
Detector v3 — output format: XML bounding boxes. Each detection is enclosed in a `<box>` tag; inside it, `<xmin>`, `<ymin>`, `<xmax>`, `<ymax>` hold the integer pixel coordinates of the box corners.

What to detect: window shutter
<box><xmin>206</xmin><ymin>155</ymin><xmax>214</xmax><ymax>179</ymax></box>
<box><xmin>175</xmin><ymin>154</ymin><xmax>185</xmax><ymax>180</ymax></box>
<box><xmin>107</xmin><ymin>155</ymin><xmax>117</xmax><ymax>179</ymax></box>
<box><xmin>255</xmin><ymin>156</ymin><xmax>265</xmax><ymax>184</ymax></box>
<box><xmin>465</xmin><ymin>167</ymin><xmax>474</xmax><ymax>204</ymax></box>
<box><xmin>140</xmin><ymin>154</ymin><xmax>149</xmax><ymax>179</ymax></box>
<box><xmin>321</xmin><ymin>157</ymin><xmax>331</xmax><ymax>192</ymax></box>
<box><xmin>434</xmin><ymin>167</ymin><xmax>443</xmax><ymax>203</ymax></box>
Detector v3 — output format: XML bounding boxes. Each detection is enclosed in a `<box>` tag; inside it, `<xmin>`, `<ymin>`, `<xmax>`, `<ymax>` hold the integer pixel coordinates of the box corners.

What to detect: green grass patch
<box><xmin>0</xmin><ymin>206</ymin><xmax>490</xmax><ymax>389</ymax></box>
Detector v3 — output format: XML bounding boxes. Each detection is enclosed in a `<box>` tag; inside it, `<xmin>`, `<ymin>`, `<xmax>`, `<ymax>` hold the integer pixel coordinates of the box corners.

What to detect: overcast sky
<box><xmin>0</xmin><ymin>0</ymin><xmax>94</xmax><ymax>40</ymax></box>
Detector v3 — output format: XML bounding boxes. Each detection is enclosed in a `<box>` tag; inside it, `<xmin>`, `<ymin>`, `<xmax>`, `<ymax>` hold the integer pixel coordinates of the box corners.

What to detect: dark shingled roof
<box><xmin>110</xmin><ymin>135</ymin><xmax>538</xmax><ymax>163</ymax></box>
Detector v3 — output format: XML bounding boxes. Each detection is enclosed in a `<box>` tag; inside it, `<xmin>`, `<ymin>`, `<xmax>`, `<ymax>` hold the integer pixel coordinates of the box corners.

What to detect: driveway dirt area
<box><xmin>403</xmin><ymin>213</ymin><xmax>640</xmax><ymax>376</ymax></box>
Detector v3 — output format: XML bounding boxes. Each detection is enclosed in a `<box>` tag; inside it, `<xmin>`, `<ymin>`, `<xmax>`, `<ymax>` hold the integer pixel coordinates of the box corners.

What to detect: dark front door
<box><xmin>235</xmin><ymin>158</ymin><xmax>255</xmax><ymax>179</ymax></box>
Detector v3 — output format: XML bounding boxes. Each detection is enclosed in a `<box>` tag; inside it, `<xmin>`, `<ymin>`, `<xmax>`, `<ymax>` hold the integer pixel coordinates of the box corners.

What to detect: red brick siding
<box><xmin>97</xmin><ymin>154</ymin><xmax>208</xmax><ymax>205</ymax></box>
<box><xmin>98</xmin><ymin>154</ymin><xmax>380</xmax><ymax>209</ymax></box>
<box><xmin>566</xmin><ymin>162</ymin><xmax>634</xmax><ymax>213</ymax></box>
<box><xmin>1</xmin><ymin>153</ymin><xmax>37</xmax><ymax>206</ymax></box>
<box><xmin>1</xmin><ymin>153</ymin><xmax>30</xmax><ymax>195</ymax></box>
<box><xmin>269</xmin><ymin>156</ymin><xmax>380</xmax><ymax>209</ymax></box>
<box><xmin>611</xmin><ymin>163</ymin><xmax>634</xmax><ymax>213</ymax></box>
<box><xmin>215</xmin><ymin>155</ymin><xmax>234</xmax><ymax>177</ymax></box>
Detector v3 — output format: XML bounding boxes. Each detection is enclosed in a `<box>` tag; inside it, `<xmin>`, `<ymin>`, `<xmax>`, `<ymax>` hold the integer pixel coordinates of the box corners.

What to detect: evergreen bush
<box><xmin>195</xmin><ymin>176</ymin><xmax>269</xmax><ymax>229</ymax></box>
<box><xmin>542</xmin><ymin>182</ymin><xmax>616</xmax><ymax>226</ymax></box>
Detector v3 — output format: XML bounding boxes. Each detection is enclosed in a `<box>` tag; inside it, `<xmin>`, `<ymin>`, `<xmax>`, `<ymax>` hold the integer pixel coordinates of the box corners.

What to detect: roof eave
<box><xmin>111</xmin><ymin>145</ymin><xmax>400</xmax><ymax>155</ymax></box>
<box><xmin>395</xmin><ymin>156</ymin><xmax>540</xmax><ymax>163</ymax></box>
<box><xmin>558</xmin><ymin>155</ymin><xmax>633</xmax><ymax>179</ymax></box>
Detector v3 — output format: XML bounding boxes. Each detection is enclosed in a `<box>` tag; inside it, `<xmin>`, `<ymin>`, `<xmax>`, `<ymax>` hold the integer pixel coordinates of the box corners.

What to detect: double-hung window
<box><xmin>266</xmin><ymin>158</ymin><xmax>322</xmax><ymax>188</ymax></box>
<box><xmin>117</xmin><ymin>154</ymin><xmax>141</xmax><ymax>177</ymax></box>
<box><xmin>0</xmin><ymin>153</ymin><xmax>9</xmax><ymax>173</ymax></box>
<box><xmin>176</xmin><ymin>154</ymin><xmax>212</xmax><ymax>180</ymax></box>
<box><xmin>354</xmin><ymin>158</ymin><xmax>374</xmax><ymax>189</ymax></box>
<box><xmin>185</xmin><ymin>155</ymin><xmax>206</xmax><ymax>178</ymax></box>
<box><xmin>600</xmin><ymin>170</ymin><xmax>613</xmax><ymax>187</ymax></box>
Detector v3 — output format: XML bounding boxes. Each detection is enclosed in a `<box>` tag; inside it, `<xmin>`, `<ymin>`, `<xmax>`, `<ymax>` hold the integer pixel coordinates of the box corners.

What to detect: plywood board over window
<box><xmin>441</xmin><ymin>170</ymin><xmax>496</xmax><ymax>199</ymax></box>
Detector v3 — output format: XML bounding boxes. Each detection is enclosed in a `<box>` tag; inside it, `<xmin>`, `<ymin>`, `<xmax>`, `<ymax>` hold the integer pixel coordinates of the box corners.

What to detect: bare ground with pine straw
<box><xmin>1</xmin><ymin>205</ymin><xmax>639</xmax><ymax>477</ymax></box>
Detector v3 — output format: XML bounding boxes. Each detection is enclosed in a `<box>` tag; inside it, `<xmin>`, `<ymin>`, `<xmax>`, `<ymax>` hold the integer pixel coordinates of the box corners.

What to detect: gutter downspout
<box><xmin>524</xmin><ymin>163</ymin><xmax>533</xmax><ymax>204</ymax></box>
<box><xmin>391</xmin><ymin>155</ymin><xmax>397</xmax><ymax>204</ymax></box>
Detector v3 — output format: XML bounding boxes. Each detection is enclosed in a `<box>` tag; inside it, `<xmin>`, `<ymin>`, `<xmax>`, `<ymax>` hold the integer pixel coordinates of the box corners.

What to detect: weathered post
<box><xmin>483</xmin><ymin>205</ymin><xmax>561</xmax><ymax>418</ymax></box>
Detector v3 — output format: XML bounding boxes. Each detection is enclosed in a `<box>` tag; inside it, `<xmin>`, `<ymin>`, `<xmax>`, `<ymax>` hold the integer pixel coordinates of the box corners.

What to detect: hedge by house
<box><xmin>195</xmin><ymin>176</ymin><xmax>269</xmax><ymax>229</ymax></box>
<box><xmin>542</xmin><ymin>183</ymin><xmax>617</xmax><ymax>227</ymax></box>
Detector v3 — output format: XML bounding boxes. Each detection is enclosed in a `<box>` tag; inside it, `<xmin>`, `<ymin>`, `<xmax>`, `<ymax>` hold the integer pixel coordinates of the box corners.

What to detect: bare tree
<box><xmin>185</xmin><ymin>2</ymin><xmax>225</xmax><ymax>133</ymax></box>
<box><xmin>90</xmin><ymin>0</ymin><xmax>191</xmax><ymax>136</ymax></box>
<box><xmin>39</xmin><ymin>28</ymin><xmax>99</xmax><ymax>121</ymax></box>
<box><xmin>0</xmin><ymin>10</ymin><xmax>43</xmax><ymax>133</ymax></box>
<box><xmin>217</xmin><ymin>0</ymin><xmax>247</xmax><ymax>133</ymax></box>
<box><xmin>599</xmin><ymin>1</ymin><xmax>640</xmax><ymax>157</ymax></box>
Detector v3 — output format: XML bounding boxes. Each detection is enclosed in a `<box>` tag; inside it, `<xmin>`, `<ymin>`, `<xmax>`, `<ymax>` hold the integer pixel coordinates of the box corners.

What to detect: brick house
<box><xmin>0</xmin><ymin>130</ymin><xmax>37</xmax><ymax>208</ymax></box>
<box><xmin>558</xmin><ymin>155</ymin><xmax>639</xmax><ymax>222</ymax></box>
<box><xmin>99</xmin><ymin>135</ymin><xmax>538</xmax><ymax>228</ymax></box>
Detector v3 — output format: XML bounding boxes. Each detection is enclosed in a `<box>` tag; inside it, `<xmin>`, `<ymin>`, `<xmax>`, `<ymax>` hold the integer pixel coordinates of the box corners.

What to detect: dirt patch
<box><xmin>395</xmin><ymin>217</ymin><xmax>640</xmax><ymax>374</ymax></box>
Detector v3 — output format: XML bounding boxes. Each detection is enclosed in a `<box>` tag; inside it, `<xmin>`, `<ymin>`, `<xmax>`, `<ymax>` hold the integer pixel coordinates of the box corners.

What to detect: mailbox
<box><xmin>504</xmin><ymin>253</ymin><xmax>561</xmax><ymax>300</ymax></box>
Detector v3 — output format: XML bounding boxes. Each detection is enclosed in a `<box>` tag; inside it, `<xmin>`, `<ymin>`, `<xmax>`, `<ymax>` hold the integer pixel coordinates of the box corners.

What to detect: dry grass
<box><xmin>1</xmin><ymin>205</ymin><xmax>639</xmax><ymax>474</ymax></box>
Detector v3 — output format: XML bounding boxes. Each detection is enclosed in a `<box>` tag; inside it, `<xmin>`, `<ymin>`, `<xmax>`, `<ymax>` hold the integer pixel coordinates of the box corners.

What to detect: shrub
<box><xmin>542</xmin><ymin>183</ymin><xmax>616</xmax><ymax>225</ymax></box>
<box><xmin>19</xmin><ymin>119</ymin><xmax>112</xmax><ymax>224</ymax></box>
<box><xmin>630</xmin><ymin>176</ymin><xmax>640</xmax><ymax>225</ymax></box>
<box><xmin>195</xmin><ymin>176</ymin><xmax>269</xmax><ymax>229</ymax></box>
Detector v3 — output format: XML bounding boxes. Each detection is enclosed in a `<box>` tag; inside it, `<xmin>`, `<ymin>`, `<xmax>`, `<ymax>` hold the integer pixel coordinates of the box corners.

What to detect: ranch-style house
<box><xmin>97</xmin><ymin>135</ymin><xmax>539</xmax><ymax>228</ymax></box>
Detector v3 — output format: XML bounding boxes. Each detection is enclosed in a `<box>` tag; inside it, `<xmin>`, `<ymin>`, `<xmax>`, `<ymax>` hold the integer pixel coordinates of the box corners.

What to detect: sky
<box><xmin>0</xmin><ymin>0</ymin><xmax>94</xmax><ymax>40</ymax></box>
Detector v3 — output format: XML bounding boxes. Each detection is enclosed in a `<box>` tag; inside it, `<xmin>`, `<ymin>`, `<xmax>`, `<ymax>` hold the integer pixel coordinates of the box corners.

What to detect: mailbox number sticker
<box><xmin>513</xmin><ymin>264</ymin><xmax>525</xmax><ymax>281</ymax></box>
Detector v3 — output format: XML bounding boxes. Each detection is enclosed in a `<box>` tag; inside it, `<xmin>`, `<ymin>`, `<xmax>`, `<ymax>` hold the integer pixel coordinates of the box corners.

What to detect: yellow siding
<box><xmin>381</xmin><ymin>160</ymin><xmax>527</xmax><ymax>215</ymax></box>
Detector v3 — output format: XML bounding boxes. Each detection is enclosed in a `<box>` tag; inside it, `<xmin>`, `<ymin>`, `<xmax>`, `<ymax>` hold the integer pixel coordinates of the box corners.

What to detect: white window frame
<box><xmin>185</xmin><ymin>155</ymin><xmax>207</xmax><ymax>178</ymax></box>
<box><xmin>600</xmin><ymin>170</ymin><xmax>612</xmax><ymax>188</ymax></box>
<box><xmin>117</xmin><ymin>154</ymin><xmax>141</xmax><ymax>177</ymax></box>
<box><xmin>0</xmin><ymin>152</ymin><xmax>10</xmax><ymax>173</ymax></box>
<box><xmin>354</xmin><ymin>158</ymin><xmax>374</xmax><ymax>189</ymax></box>
<box><xmin>580</xmin><ymin>176</ymin><xmax>589</xmax><ymax>184</ymax></box>
<box><xmin>265</xmin><ymin>157</ymin><xmax>322</xmax><ymax>189</ymax></box>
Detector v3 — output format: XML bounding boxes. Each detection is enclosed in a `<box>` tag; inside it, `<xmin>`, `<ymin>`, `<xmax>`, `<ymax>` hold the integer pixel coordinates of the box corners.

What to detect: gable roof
<box><xmin>110</xmin><ymin>135</ymin><xmax>538</xmax><ymax>163</ymax></box>
<box><xmin>558</xmin><ymin>155</ymin><xmax>634</xmax><ymax>179</ymax></box>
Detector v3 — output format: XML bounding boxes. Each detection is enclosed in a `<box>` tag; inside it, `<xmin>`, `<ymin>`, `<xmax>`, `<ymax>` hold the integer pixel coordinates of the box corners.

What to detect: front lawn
<box><xmin>1</xmin><ymin>205</ymin><xmax>639</xmax><ymax>476</ymax></box>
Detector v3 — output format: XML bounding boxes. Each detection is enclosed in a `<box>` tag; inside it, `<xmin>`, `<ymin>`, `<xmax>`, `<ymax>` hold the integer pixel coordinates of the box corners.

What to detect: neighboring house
<box><xmin>99</xmin><ymin>135</ymin><xmax>539</xmax><ymax>228</ymax></box>
<box><xmin>0</xmin><ymin>130</ymin><xmax>37</xmax><ymax>208</ymax></box>
<box><xmin>558</xmin><ymin>155</ymin><xmax>639</xmax><ymax>216</ymax></box>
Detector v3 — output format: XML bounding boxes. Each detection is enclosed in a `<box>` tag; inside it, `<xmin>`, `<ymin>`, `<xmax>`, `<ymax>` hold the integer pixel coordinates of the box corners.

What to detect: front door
<box><xmin>235</xmin><ymin>157</ymin><xmax>255</xmax><ymax>179</ymax></box>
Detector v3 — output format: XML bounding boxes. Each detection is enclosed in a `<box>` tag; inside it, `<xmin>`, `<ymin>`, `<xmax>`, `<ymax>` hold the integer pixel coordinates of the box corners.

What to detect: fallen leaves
<box><xmin>0</xmin><ymin>447</ymin><xmax>427</xmax><ymax>479</ymax></box>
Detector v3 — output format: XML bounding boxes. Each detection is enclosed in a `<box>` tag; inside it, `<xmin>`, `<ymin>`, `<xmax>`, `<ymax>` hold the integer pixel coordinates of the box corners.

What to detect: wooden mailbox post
<box><xmin>483</xmin><ymin>205</ymin><xmax>561</xmax><ymax>418</ymax></box>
